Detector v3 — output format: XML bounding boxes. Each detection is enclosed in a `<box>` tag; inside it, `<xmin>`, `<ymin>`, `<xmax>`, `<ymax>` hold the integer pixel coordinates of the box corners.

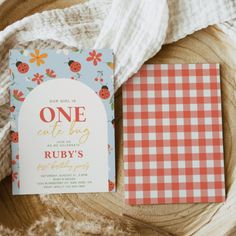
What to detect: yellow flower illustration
<box><xmin>29</xmin><ymin>49</ymin><xmax>48</xmax><ymax>66</ymax></box>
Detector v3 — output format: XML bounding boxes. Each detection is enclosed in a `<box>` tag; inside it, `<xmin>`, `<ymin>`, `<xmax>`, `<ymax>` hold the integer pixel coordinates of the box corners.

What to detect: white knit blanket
<box><xmin>0</xmin><ymin>0</ymin><xmax>236</xmax><ymax>183</ymax></box>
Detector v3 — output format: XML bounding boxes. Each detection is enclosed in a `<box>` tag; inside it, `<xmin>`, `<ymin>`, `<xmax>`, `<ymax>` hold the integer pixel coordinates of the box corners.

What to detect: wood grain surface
<box><xmin>0</xmin><ymin>1</ymin><xmax>236</xmax><ymax>235</ymax></box>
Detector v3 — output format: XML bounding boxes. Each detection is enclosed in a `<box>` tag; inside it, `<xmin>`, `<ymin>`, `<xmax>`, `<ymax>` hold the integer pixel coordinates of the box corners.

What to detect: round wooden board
<box><xmin>0</xmin><ymin>1</ymin><xmax>236</xmax><ymax>235</ymax></box>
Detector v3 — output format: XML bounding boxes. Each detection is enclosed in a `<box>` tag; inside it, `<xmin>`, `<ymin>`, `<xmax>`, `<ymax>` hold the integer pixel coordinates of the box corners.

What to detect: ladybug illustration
<box><xmin>108</xmin><ymin>180</ymin><xmax>115</xmax><ymax>192</ymax></box>
<box><xmin>16</xmin><ymin>61</ymin><xmax>29</xmax><ymax>74</ymax></box>
<box><xmin>10</xmin><ymin>131</ymin><xmax>19</xmax><ymax>143</ymax></box>
<box><xmin>99</xmin><ymin>85</ymin><xmax>110</xmax><ymax>100</ymax></box>
<box><xmin>111</xmin><ymin>118</ymin><xmax>115</xmax><ymax>128</ymax></box>
<box><xmin>10</xmin><ymin>106</ymin><xmax>15</xmax><ymax>112</ymax></box>
<box><xmin>68</xmin><ymin>60</ymin><xmax>81</xmax><ymax>72</ymax></box>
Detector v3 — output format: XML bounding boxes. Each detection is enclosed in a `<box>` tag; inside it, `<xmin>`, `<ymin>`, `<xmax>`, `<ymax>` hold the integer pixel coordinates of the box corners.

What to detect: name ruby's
<box><xmin>44</xmin><ymin>150</ymin><xmax>84</xmax><ymax>158</ymax></box>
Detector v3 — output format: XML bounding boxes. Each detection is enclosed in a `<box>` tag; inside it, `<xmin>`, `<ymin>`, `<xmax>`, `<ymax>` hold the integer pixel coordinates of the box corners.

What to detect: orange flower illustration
<box><xmin>29</xmin><ymin>49</ymin><xmax>48</xmax><ymax>66</ymax></box>
<box><xmin>107</xmin><ymin>62</ymin><xmax>114</xmax><ymax>70</ymax></box>
<box><xmin>86</xmin><ymin>50</ymin><xmax>102</xmax><ymax>66</ymax></box>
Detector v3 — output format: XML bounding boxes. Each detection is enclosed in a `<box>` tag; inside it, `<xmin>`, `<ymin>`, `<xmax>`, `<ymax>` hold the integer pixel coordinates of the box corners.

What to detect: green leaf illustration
<box><xmin>27</xmin><ymin>87</ymin><xmax>33</xmax><ymax>92</ymax></box>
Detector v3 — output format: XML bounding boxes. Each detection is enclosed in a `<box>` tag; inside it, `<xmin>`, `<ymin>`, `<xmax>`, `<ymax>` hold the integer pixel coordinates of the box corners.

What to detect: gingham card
<box><xmin>123</xmin><ymin>64</ymin><xmax>225</xmax><ymax>205</ymax></box>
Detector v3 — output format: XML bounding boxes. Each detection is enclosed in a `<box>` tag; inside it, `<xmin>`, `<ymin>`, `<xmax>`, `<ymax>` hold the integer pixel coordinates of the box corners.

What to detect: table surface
<box><xmin>0</xmin><ymin>1</ymin><xmax>236</xmax><ymax>235</ymax></box>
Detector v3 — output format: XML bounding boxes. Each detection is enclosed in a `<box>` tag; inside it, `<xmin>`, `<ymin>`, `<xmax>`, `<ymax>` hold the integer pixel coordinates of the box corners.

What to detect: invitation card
<box><xmin>10</xmin><ymin>49</ymin><xmax>115</xmax><ymax>195</ymax></box>
<box><xmin>123</xmin><ymin>64</ymin><xmax>225</xmax><ymax>205</ymax></box>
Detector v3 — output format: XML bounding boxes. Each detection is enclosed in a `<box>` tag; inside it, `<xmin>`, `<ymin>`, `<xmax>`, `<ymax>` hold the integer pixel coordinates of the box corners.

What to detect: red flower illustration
<box><xmin>12</xmin><ymin>154</ymin><xmax>19</xmax><ymax>165</ymax></box>
<box><xmin>86</xmin><ymin>50</ymin><xmax>102</xmax><ymax>66</ymax></box>
<box><xmin>32</xmin><ymin>73</ymin><xmax>44</xmax><ymax>84</ymax></box>
<box><xmin>46</xmin><ymin>69</ymin><xmax>56</xmax><ymax>78</ymax></box>
<box><xmin>12</xmin><ymin>172</ymin><xmax>18</xmax><ymax>182</ymax></box>
<box><xmin>13</xmin><ymin>90</ymin><xmax>25</xmax><ymax>102</ymax></box>
<box><xmin>12</xmin><ymin>160</ymin><xmax>16</xmax><ymax>165</ymax></box>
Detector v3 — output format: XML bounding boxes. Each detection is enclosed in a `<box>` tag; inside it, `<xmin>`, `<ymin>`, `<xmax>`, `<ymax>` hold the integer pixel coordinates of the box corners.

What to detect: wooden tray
<box><xmin>0</xmin><ymin>1</ymin><xmax>236</xmax><ymax>235</ymax></box>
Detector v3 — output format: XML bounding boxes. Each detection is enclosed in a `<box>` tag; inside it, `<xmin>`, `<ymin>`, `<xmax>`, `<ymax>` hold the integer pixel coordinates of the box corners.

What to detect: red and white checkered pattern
<box><xmin>123</xmin><ymin>64</ymin><xmax>225</xmax><ymax>205</ymax></box>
